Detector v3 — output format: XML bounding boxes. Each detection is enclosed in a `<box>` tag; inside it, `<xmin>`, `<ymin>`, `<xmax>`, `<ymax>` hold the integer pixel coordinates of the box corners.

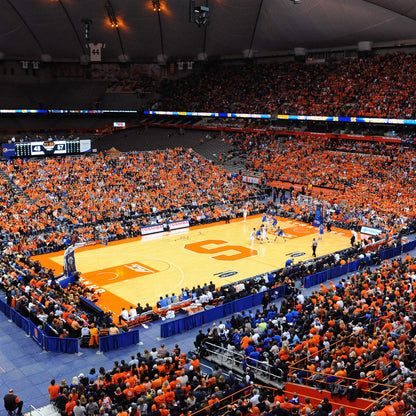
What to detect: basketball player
<box><xmin>250</xmin><ymin>227</ymin><xmax>257</xmax><ymax>243</ymax></box>
<box><xmin>318</xmin><ymin>223</ymin><xmax>324</xmax><ymax>240</ymax></box>
<box><xmin>243</xmin><ymin>207</ymin><xmax>248</xmax><ymax>222</ymax></box>
<box><xmin>271</xmin><ymin>216</ymin><xmax>278</xmax><ymax>232</ymax></box>
<box><xmin>255</xmin><ymin>227</ymin><xmax>263</xmax><ymax>243</ymax></box>
<box><xmin>261</xmin><ymin>224</ymin><xmax>270</xmax><ymax>243</ymax></box>
<box><xmin>274</xmin><ymin>226</ymin><xmax>286</xmax><ymax>242</ymax></box>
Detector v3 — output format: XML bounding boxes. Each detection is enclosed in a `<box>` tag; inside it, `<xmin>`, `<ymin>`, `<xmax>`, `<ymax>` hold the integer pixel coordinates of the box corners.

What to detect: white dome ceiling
<box><xmin>0</xmin><ymin>0</ymin><xmax>416</xmax><ymax>62</ymax></box>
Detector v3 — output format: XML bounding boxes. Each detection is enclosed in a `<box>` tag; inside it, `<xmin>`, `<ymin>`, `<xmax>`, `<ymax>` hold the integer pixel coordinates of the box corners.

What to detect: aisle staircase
<box><xmin>195</xmin><ymin>133</ymin><xmax>232</xmax><ymax>165</ymax></box>
<box><xmin>25</xmin><ymin>404</ymin><xmax>59</xmax><ymax>416</ymax></box>
<box><xmin>0</xmin><ymin>165</ymin><xmax>34</xmax><ymax>205</ymax></box>
<box><xmin>201</xmin><ymin>342</ymin><xmax>285</xmax><ymax>388</ymax></box>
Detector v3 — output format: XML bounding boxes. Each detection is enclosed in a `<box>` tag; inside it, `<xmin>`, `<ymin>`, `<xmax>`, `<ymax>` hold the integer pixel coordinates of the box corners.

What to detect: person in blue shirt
<box><xmin>290</xmin><ymin>330</ymin><xmax>301</xmax><ymax>346</ymax></box>
<box><xmin>318</xmin><ymin>223</ymin><xmax>324</xmax><ymax>240</ymax></box>
<box><xmin>286</xmin><ymin>309</ymin><xmax>299</xmax><ymax>325</ymax></box>
<box><xmin>249</xmin><ymin>349</ymin><xmax>260</xmax><ymax>364</ymax></box>
<box><xmin>289</xmin><ymin>393</ymin><xmax>300</xmax><ymax>405</ymax></box>
<box><xmin>157</xmin><ymin>296</ymin><xmax>168</xmax><ymax>308</ymax></box>
<box><xmin>272</xmin><ymin>333</ymin><xmax>281</xmax><ymax>346</ymax></box>
<box><xmin>285</xmin><ymin>310</ymin><xmax>295</xmax><ymax>323</ymax></box>
<box><xmin>266</xmin><ymin>310</ymin><xmax>277</xmax><ymax>321</ymax></box>
<box><xmin>285</xmin><ymin>258</ymin><xmax>294</xmax><ymax>268</ymax></box>
<box><xmin>232</xmin><ymin>330</ymin><xmax>242</xmax><ymax>346</ymax></box>
<box><xmin>272</xmin><ymin>216</ymin><xmax>278</xmax><ymax>231</ymax></box>
<box><xmin>181</xmin><ymin>288</ymin><xmax>189</xmax><ymax>300</ymax></box>
<box><xmin>326</xmin><ymin>370</ymin><xmax>338</xmax><ymax>384</ymax></box>
<box><xmin>245</xmin><ymin>343</ymin><xmax>255</xmax><ymax>356</ymax></box>
<box><xmin>262</xmin><ymin>336</ymin><xmax>271</xmax><ymax>349</ymax></box>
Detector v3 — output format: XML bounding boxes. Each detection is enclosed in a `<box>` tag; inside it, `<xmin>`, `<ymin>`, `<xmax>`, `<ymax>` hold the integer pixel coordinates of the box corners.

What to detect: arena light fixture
<box><xmin>105</xmin><ymin>1</ymin><xmax>118</xmax><ymax>28</ymax></box>
<box><xmin>152</xmin><ymin>0</ymin><xmax>161</xmax><ymax>12</ymax></box>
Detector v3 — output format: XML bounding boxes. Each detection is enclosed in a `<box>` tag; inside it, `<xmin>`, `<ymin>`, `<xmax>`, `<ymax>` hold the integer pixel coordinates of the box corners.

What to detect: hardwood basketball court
<box><xmin>33</xmin><ymin>215</ymin><xmax>352</xmax><ymax>316</ymax></box>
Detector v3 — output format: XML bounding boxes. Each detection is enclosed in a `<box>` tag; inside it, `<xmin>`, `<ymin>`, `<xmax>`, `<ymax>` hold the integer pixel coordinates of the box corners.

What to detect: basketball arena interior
<box><xmin>1</xmin><ymin>1</ymin><xmax>416</xmax><ymax>416</ymax></box>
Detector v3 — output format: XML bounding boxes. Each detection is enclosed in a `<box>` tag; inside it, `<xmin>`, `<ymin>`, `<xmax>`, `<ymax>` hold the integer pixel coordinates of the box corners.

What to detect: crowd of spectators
<box><xmin>1</xmin><ymin>134</ymin><xmax>415</xmax><ymax>339</ymax></box>
<box><xmin>3</xmin><ymin>48</ymin><xmax>416</xmax><ymax>416</ymax></box>
<box><xmin>220</xmin><ymin>132</ymin><xmax>416</xmax><ymax>235</ymax></box>
<box><xmin>195</xmin><ymin>253</ymin><xmax>416</xmax><ymax>409</ymax></box>
<box><xmin>44</xmin><ymin>251</ymin><xmax>416</xmax><ymax>416</ymax></box>
<box><xmin>47</xmin><ymin>337</ymin><xmax>354</xmax><ymax>416</ymax></box>
<box><xmin>47</xmin><ymin>343</ymin><xmax>255</xmax><ymax>416</ymax></box>
<box><xmin>106</xmin><ymin>77</ymin><xmax>157</xmax><ymax>95</ymax></box>
<box><xmin>0</xmin><ymin>148</ymin><xmax>265</xmax><ymax>255</ymax></box>
<box><xmin>0</xmin><ymin>249</ymin><xmax>109</xmax><ymax>341</ymax></box>
<box><xmin>0</xmin><ymin>148</ymin><xmax>268</xmax><ymax>340</ymax></box>
<box><xmin>154</xmin><ymin>53</ymin><xmax>416</xmax><ymax>119</ymax></box>
<box><xmin>1</xmin><ymin>179</ymin><xmax>395</xmax><ymax>343</ymax></box>
<box><xmin>1</xmin><ymin>133</ymin><xmax>414</xmax><ymax>259</ymax></box>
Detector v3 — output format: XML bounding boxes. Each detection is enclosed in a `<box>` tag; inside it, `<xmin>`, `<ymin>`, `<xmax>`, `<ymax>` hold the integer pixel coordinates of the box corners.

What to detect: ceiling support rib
<box><xmin>116</xmin><ymin>27</ymin><xmax>126</xmax><ymax>57</ymax></box>
<box><xmin>58</xmin><ymin>0</ymin><xmax>86</xmax><ymax>54</ymax></box>
<box><xmin>157</xmin><ymin>9</ymin><xmax>165</xmax><ymax>58</ymax></box>
<box><xmin>247</xmin><ymin>0</ymin><xmax>264</xmax><ymax>57</ymax></box>
<box><xmin>201</xmin><ymin>0</ymin><xmax>208</xmax><ymax>57</ymax></box>
<box><xmin>360</xmin><ymin>0</ymin><xmax>416</xmax><ymax>23</ymax></box>
<box><xmin>6</xmin><ymin>0</ymin><xmax>44</xmax><ymax>54</ymax></box>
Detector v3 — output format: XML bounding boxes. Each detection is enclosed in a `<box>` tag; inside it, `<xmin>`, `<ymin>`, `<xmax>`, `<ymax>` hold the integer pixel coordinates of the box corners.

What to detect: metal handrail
<box><xmin>29</xmin><ymin>404</ymin><xmax>44</xmax><ymax>416</ymax></box>
<box><xmin>203</xmin><ymin>341</ymin><xmax>283</xmax><ymax>383</ymax></box>
<box><xmin>199</xmin><ymin>361</ymin><xmax>215</xmax><ymax>376</ymax></box>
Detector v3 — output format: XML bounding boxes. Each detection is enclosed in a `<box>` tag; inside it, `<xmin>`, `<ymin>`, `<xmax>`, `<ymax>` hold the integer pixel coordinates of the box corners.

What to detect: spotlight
<box><xmin>105</xmin><ymin>1</ymin><xmax>119</xmax><ymax>28</ymax></box>
<box><xmin>152</xmin><ymin>0</ymin><xmax>161</xmax><ymax>12</ymax></box>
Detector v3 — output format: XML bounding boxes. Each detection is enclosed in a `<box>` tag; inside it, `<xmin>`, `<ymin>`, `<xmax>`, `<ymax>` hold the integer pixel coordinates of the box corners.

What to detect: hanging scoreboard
<box><xmin>4</xmin><ymin>139</ymin><xmax>91</xmax><ymax>159</ymax></box>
